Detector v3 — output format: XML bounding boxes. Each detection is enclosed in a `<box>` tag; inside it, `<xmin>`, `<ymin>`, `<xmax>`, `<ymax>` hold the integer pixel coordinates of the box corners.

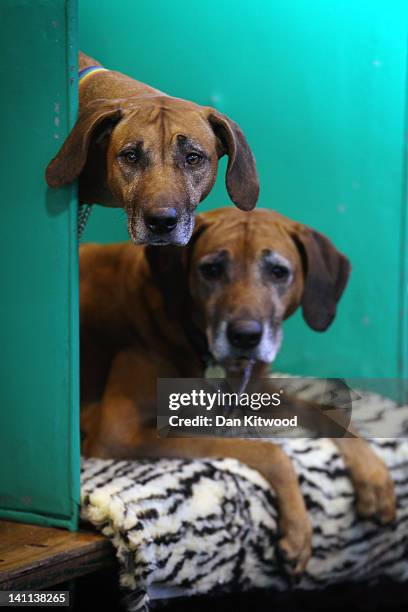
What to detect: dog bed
<box><xmin>80</xmin><ymin>382</ymin><xmax>408</xmax><ymax>611</ymax></box>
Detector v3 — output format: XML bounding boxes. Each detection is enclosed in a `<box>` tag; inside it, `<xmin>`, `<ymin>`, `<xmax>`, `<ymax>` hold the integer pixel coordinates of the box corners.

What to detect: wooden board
<box><xmin>0</xmin><ymin>521</ymin><xmax>115</xmax><ymax>590</ymax></box>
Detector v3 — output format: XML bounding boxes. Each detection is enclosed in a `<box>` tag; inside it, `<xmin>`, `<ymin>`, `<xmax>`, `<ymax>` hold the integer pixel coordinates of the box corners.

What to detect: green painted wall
<box><xmin>0</xmin><ymin>0</ymin><xmax>79</xmax><ymax>528</ymax></box>
<box><xmin>80</xmin><ymin>0</ymin><xmax>408</xmax><ymax>383</ymax></box>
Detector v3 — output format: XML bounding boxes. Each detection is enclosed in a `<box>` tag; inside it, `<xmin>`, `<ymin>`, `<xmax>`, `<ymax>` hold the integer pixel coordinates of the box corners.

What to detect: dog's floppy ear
<box><xmin>293</xmin><ymin>227</ymin><xmax>351</xmax><ymax>331</ymax></box>
<box><xmin>145</xmin><ymin>215</ymin><xmax>208</xmax><ymax>319</ymax></box>
<box><xmin>45</xmin><ymin>100</ymin><xmax>123</xmax><ymax>188</ymax></box>
<box><xmin>207</xmin><ymin>110</ymin><xmax>259</xmax><ymax>212</ymax></box>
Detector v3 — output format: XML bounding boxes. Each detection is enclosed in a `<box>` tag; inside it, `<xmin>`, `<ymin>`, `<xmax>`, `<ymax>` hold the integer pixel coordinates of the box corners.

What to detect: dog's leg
<box><xmin>254</xmin><ymin>379</ymin><xmax>396</xmax><ymax>524</ymax></box>
<box><xmin>81</xmin><ymin>349</ymin><xmax>158</xmax><ymax>458</ymax></box>
<box><xmin>81</xmin><ymin>350</ymin><xmax>312</xmax><ymax>575</ymax></box>
<box><xmin>333</xmin><ymin>438</ymin><xmax>396</xmax><ymax>524</ymax></box>
<box><xmin>137</xmin><ymin>433</ymin><xmax>312</xmax><ymax>575</ymax></box>
<box><xmin>250</xmin><ymin>379</ymin><xmax>396</xmax><ymax>524</ymax></box>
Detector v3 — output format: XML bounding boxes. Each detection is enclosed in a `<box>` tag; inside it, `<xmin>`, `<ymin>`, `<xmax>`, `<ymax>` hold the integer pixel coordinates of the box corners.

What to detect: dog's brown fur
<box><xmin>46</xmin><ymin>53</ymin><xmax>259</xmax><ymax>246</ymax></box>
<box><xmin>80</xmin><ymin>208</ymin><xmax>395</xmax><ymax>574</ymax></box>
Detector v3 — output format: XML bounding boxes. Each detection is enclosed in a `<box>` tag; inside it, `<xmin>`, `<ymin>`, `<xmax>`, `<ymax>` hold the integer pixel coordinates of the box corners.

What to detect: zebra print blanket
<box><xmin>80</xmin><ymin>386</ymin><xmax>408</xmax><ymax>610</ymax></box>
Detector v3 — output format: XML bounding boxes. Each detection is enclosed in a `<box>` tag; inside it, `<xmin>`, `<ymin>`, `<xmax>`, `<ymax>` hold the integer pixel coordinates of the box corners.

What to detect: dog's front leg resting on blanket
<box><xmin>81</xmin><ymin>350</ymin><xmax>312</xmax><ymax>574</ymax></box>
<box><xmin>258</xmin><ymin>380</ymin><xmax>396</xmax><ymax>526</ymax></box>
<box><xmin>134</xmin><ymin>434</ymin><xmax>312</xmax><ymax>576</ymax></box>
<box><xmin>333</xmin><ymin>437</ymin><xmax>396</xmax><ymax>524</ymax></box>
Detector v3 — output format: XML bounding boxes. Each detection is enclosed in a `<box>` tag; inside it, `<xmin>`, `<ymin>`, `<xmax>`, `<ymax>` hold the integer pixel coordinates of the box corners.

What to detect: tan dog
<box><xmin>46</xmin><ymin>53</ymin><xmax>259</xmax><ymax>246</ymax></box>
<box><xmin>80</xmin><ymin>208</ymin><xmax>395</xmax><ymax>575</ymax></box>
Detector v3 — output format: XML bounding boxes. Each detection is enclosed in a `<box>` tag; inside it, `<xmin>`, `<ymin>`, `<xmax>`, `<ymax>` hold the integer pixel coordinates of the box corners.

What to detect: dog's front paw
<box><xmin>277</xmin><ymin>513</ymin><xmax>312</xmax><ymax>577</ymax></box>
<box><xmin>352</xmin><ymin>456</ymin><xmax>396</xmax><ymax>524</ymax></box>
<box><xmin>336</xmin><ymin>438</ymin><xmax>396</xmax><ymax>525</ymax></box>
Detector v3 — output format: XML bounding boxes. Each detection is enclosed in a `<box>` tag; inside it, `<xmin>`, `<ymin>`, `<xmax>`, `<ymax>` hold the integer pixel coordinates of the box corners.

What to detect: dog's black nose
<box><xmin>145</xmin><ymin>208</ymin><xmax>178</xmax><ymax>234</ymax></box>
<box><xmin>227</xmin><ymin>320</ymin><xmax>263</xmax><ymax>350</ymax></box>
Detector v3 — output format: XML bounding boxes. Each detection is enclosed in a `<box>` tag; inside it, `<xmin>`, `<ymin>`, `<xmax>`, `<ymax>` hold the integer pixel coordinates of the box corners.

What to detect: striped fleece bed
<box><xmin>80</xmin><ymin>383</ymin><xmax>408</xmax><ymax>610</ymax></box>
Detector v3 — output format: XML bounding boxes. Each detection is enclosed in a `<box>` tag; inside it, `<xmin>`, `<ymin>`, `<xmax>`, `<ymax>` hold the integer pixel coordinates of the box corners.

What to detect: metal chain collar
<box><xmin>78</xmin><ymin>204</ymin><xmax>93</xmax><ymax>239</ymax></box>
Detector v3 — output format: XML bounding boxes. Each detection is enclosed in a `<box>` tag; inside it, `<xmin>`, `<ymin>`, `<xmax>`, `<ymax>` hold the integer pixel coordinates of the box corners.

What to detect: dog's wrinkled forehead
<box><xmin>111</xmin><ymin>98</ymin><xmax>216</xmax><ymax>153</ymax></box>
<box><xmin>191</xmin><ymin>209</ymin><xmax>303</xmax><ymax>269</ymax></box>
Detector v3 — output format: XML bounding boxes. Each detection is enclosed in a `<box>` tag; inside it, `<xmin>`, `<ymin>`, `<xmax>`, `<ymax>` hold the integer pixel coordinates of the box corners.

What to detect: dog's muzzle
<box><xmin>144</xmin><ymin>207</ymin><xmax>178</xmax><ymax>236</ymax></box>
<box><xmin>226</xmin><ymin>319</ymin><xmax>263</xmax><ymax>350</ymax></box>
<box><xmin>210</xmin><ymin>319</ymin><xmax>283</xmax><ymax>365</ymax></box>
<box><xmin>127</xmin><ymin>206</ymin><xmax>194</xmax><ymax>246</ymax></box>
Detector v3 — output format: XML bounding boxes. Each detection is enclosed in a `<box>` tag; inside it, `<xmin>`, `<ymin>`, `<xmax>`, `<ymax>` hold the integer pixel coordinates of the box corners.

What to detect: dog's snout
<box><xmin>227</xmin><ymin>320</ymin><xmax>263</xmax><ymax>350</ymax></box>
<box><xmin>145</xmin><ymin>208</ymin><xmax>178</xmax><ymax>235</ymax></box>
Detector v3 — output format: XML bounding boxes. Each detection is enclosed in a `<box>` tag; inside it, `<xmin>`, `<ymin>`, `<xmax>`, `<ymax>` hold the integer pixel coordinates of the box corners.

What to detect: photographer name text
<box><xmin>168</xmin><ymin>415</ymin><xmax>298</xmax><ymax>428</ymax></box>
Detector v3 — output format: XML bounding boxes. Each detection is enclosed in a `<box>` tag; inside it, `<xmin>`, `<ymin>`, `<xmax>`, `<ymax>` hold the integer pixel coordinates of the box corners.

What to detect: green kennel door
<box><xmin>80</xmin><ymin>0</ymin><xmax>408</xmax><ymax>385</ymax></box>
<box><xmin>0</xmin><ymin>0</ymin><xmax>79</xmax><ymax>528</ymax></box>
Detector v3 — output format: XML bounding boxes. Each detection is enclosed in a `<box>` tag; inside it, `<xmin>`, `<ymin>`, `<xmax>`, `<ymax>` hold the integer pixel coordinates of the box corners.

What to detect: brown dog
<box><xmin>80</xmin><ymin>207</ymin><xmax>395</xmax><ymax>574</ymax></box>
<box><xmin>46</xmin><ymin>53</ymin><xmax>259</xmax><ymax>246</ymax></box>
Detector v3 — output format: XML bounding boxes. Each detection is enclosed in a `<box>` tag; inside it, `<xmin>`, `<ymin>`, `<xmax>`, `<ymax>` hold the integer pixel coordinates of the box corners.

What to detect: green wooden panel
<box><xmin>0</xmin><ymin>0</ymin><xmax>79</xmax><ymax>528</ymax></box>
<box><xmin>80</xmin><ymin>1</ymin><xmax>408</xmax><ymax>383</ymax></box>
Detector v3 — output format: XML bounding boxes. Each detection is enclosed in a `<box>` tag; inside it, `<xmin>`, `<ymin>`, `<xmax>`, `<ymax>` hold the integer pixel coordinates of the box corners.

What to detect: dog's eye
<box><xmin>265</xmin><ymin>263</ymin><xmax>290</xmax><ymax>281</ymax></box>
<box><xmin>186</xmin><ymin>152</ymin><xmax>203</xmax><ymax>166</ymax></box>
<box><xmin>124</xmin><ymin>150</ymin><xmax>139</xmax><ymax>164</ymax></box>
<box><xmin>199</xmin><ymin>262</ymin><xmax>224</xmax><ymax>280</ymax></box>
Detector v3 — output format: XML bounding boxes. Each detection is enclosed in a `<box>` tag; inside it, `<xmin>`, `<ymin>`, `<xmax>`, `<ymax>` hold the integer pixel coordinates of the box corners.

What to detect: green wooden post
<box><xmin>0</xmin><ymin>0</ymin><xmax>79</xmax><ymax>529</ymax></box>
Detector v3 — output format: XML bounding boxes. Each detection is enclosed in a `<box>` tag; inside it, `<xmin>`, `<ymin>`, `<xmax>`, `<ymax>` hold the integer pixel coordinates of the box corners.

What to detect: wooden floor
<box><xmin>0</xmin><ymin>520</ymin><xmax>115</xmax><ymax>590</ymax></box>
<box><xmin>1</xmin><ymin>520</ymin><xmax>407</xmax><ymax>610</ymax></box>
